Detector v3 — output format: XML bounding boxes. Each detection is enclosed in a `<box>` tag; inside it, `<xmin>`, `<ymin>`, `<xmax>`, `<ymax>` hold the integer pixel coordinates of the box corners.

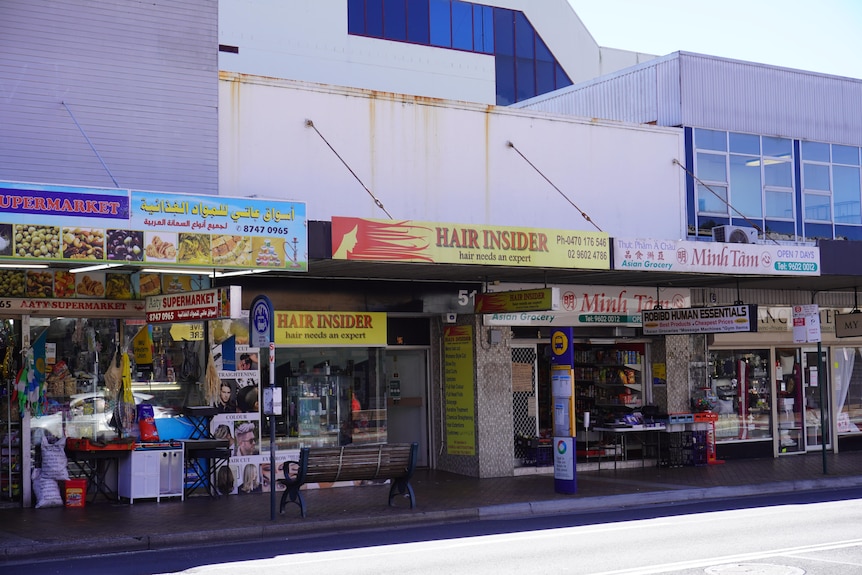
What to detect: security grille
<box><xmin>512</xmin><ymin>346</ymin><xmax>538</xmax><ymax>461</ymax></box>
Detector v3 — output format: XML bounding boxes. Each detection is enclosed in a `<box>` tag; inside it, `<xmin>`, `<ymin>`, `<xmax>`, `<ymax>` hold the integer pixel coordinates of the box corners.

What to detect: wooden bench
<box><xmin>279</xmin><ymin>442</ymin><xmax>418</xmax><ymax>518</ymax></box>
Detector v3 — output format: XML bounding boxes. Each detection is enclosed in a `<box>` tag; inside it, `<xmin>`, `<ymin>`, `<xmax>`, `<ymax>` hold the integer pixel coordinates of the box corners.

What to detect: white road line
<box><xmin>588</xmin><ymin>538</ymin><xmax>862</xmax><ymax>575</ymax></box>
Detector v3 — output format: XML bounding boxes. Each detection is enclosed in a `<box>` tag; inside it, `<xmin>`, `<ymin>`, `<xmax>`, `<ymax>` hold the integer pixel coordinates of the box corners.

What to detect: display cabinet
<box><xmin>285</xmin><ymin>374</ymin><xmax>349</xmax><ymax>446</ymax></box>
<box><xmin>119</xmin><ymin>445</ymin><xmax>184</xmax><ymax>503</ymax></box>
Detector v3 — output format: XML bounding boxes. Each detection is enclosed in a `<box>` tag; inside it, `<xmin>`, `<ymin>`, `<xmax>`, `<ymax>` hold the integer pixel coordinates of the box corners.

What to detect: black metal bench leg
<box><xmin>280</xmin><ymin>485</ymin><xmax>306</xmax><ymax>517</ymax></box>
<box><xmin>388</xmin><ymin>478</ymin><xmax>415</xmax><ymax>509</ymax></box>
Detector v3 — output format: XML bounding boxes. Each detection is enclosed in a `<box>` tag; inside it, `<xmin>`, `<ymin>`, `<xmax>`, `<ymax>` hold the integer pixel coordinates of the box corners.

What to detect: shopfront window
<box><xmin>267</xmin><ymin>347</ymin><xmax>387</xmax><ymax>449</ymax></box>
<box><xmin>833</xmin><ymin>346</ymin><xmax>862</xmax><ymax>434</ymax></box>
<box><xmin>31</xmin><ymin>317</ymin><xmax>203</xmax><ymax>442</ymax></box>
<box><xmin>707</xmin><ymin>349</ymin><xmax>772</xmax><ymax>442</ymax></box>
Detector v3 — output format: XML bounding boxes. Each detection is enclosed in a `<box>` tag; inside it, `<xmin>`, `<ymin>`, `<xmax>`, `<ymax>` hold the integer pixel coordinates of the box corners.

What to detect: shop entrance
<box><xmin>802</xmin><ymin>348</ymin><xmax>831</xmax><ymax>452</ymax></box>
<box><xmin>775</xmin><ymin>347</ymin><xmax>831</xmax><ymax>454</ymax></box>
<box><xmin>384</xmin><ymin>349</ymin><xmax>429</xmax><ymax>467</ymax></box>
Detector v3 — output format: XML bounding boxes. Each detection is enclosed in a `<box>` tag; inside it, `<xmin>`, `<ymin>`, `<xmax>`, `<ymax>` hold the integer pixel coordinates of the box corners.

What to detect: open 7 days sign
<box><xmin>642</xmin><ymin>305</ymin><xmax>757</xmax><ymax>335</ymax></box>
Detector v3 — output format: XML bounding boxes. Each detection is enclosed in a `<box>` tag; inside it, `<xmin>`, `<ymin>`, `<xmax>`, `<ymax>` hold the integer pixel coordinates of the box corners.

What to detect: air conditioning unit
<box><xmin>712</xmin><ymin>225</ymin><xmax>758</xmax><ymax>244</ymax></box>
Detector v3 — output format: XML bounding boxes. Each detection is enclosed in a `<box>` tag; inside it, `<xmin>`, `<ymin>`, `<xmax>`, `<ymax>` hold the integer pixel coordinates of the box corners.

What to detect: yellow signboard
<box><xmin>474</xmin><ymin>288</ymin><xmax>560</xmax><ymax>313</ymax></box>
<box><xmin>332</xmin><ymin>217</ymin><xmax>610</xmax><ymax>269</ymax></box>
<box><xmin>132</xmin><ymin>326</ymin><xmax>154</xmax><ymax>364</ymax></box>
<box><xmin>169</xmin><ymin>322</ymin><xmax>204</xmax><ymax>341</ymax></box>
<box><xmin>444</xmin><ymin>325</ymin><xmax>476</xmax><ymax>456</ymax></box>
<box><xmin>274</xmin><ymin>311</ymin><xmax>387</xmax><ymax>347</ymax></box>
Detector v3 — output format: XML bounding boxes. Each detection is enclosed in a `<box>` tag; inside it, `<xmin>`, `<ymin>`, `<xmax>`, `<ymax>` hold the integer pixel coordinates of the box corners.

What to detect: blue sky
<box><xmin>568</xmin><ymin>0</ymin><xmax>862</xmax><ymax>79</ymax></box>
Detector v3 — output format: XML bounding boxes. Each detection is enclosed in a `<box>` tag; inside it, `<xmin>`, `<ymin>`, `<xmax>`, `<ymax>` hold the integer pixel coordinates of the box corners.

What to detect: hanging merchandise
<box><xmin>179</xmin><ymin>340</ymin><xmax>200</xmax><ymax>385</ymax></box>
<box><xmin>14</xmin><ymin>347</ymin><xmax>44</xmax><ymax>418</ymax></box>
<box><xmin>109</xmin><ymin>350</ymin><xmax>137</xmax><ymax>438</ymax></box>
<box><xmin>104</xmin><ymin>349</ymin><xmax>121</xmax><ymax>395</ymax></box>
<box><xmin>121</xmin><ymin>351</ymin><xmax>136</xmax><ymax>437</ymax></box>
<box><xmin>204</xmin><ymin>351</ymin><xmax>220</xmax><ymax>406</ymax></box>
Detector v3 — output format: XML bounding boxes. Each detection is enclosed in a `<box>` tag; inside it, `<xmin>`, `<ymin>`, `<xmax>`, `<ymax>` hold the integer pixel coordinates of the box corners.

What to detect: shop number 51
<box><xmin>457</xmin><ymin>290</ymin><xmax>477</xmax><ymax>307</ymax></box>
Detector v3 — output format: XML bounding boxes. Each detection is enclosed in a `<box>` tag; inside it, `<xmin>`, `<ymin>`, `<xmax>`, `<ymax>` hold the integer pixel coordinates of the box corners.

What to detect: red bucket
<box><xmin>63</xmin><ymin>479</ymin><xmax>87</xmax><ymax>508</ymax></box>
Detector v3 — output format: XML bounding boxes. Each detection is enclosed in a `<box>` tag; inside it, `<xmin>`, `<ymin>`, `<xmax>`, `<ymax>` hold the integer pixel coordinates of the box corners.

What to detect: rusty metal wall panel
<box><xmin>0</xmin><ymin>0</ymin><xmax>218</xmax><ymax>194</ymax></box>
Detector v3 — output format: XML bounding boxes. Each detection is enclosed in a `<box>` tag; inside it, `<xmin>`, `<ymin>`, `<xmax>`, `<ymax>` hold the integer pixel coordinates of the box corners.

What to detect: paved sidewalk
<box><xmin>3</xmin><ymin>451</ymin><xmax>862</xmax><ymax>561</ymax></box>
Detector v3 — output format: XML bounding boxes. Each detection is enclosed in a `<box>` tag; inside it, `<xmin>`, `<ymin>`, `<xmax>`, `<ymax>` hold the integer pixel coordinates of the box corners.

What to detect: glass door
<box><xmin>802</xmin><ymin>348</ymin><xmax>831</xmax><ymax>451</ymax></box>
<box><xmin>775</xmin><ymin>348</ymin><xmax>804</xmax><ymax>454</ymax></box>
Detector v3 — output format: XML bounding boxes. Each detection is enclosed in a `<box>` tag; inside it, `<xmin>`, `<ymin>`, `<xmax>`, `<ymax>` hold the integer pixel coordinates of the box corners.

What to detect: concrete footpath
<box><xmin>3</xmin><ymin>450</ymin><xmax>862</xmax><ymax>562</ymax></box>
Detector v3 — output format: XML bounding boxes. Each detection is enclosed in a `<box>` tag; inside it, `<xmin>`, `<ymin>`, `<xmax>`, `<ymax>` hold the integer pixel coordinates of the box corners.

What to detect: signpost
<box><xmin>251</xmin><ymin>295</ymin><xmax>277</xmax><ymax>519</ymax></box>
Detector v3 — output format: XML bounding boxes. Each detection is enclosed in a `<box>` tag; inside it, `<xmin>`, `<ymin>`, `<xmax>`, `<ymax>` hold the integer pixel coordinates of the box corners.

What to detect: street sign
<box><xmin>250</xmin><ymin>295</ymin><xmax>274</xmax><ymax>348</ymax></box>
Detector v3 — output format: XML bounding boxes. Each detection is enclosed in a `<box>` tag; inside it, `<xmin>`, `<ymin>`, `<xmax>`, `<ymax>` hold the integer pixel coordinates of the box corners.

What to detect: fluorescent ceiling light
<box><xmin>210</xmin><ymin>269</ymin><xmax>270</xmax><ymax>278</ymax></box>
<box><xmin>0</xmin><ymin>263</ymin><xmax>49</xmax><ymax>269</ymax></box>
<box><xmin>141</xmin><ymin>268</ymin><xmax>210</xmax><ymax>275</ymax></box>
<box><xmin>70</xmin><ymin>263</ymin><xmax>123</xmax><ymax>274</ymax></box>
<box><xmin>745</xmin><ymin>156</ymin><xmax>791</xmax><ymax>167</ymax></box>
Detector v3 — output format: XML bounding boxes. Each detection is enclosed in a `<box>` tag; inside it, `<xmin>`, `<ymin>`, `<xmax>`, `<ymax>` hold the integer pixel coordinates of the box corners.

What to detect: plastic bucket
<box><xmin>64</xmin><ymin>478</ymin><xmax>87</xmax><ymax>508</ymax></box>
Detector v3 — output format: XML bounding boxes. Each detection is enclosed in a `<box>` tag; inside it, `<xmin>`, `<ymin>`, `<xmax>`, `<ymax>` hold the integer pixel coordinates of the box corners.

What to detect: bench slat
<box><xmin>280</xmin><ymin>442</ymin><xmax>418</xmax><ymax>518</ymax></box>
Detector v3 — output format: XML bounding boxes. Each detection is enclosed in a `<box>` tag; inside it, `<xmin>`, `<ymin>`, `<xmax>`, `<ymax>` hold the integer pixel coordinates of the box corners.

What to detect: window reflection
<box><xmin>348</xmin><ymin>0</ymin><xmax>572</xmax><ymax>103</ymax></box>
<box><xmin>708</xmin><ymin>350</ymin><xmax>772</xmax><ymax>443</ymax></box>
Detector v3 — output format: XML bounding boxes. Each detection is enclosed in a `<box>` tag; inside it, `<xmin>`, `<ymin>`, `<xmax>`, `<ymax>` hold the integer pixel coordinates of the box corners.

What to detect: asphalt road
<box><xmin>8</xmin><ymin>487</ymin><xmax>862</xmax><ymax>575</ymax></box>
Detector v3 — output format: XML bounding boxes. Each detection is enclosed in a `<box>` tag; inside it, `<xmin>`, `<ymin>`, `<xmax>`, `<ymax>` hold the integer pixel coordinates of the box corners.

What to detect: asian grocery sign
<box><xmin>0</xmin><ymin>181</ymin><xmax>306</xmax><ymax>271</ymax></box>
<box><xmin>273</xmin><ymin>311</ymin><xmax>387</xmax><ymax>347</ymax></box>
<box><xmin>331</xmin><ymin>216</ymin><xmax>609</xmax><ymax>269</ymax></box>
<box><xmin>483</xmin><ymin>284</ymin><xmax>691</xmax><ymax>327</ymax></box>
<box><xmin>614</xmin><ymin>237</ymin><xmax>819</xmax><ymax>276</ymax></box>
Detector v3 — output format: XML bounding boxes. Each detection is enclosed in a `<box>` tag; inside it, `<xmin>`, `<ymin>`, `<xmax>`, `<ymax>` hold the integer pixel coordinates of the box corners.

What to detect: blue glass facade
<box><xmin>347</xmin><ymin>0</ymin><xmax>572</xmax><ymax>105</ymax></box>
<box><xmin>689</xmin><ymin>127</ymin><xmax>862</xmax><ymax>241</ymax></box>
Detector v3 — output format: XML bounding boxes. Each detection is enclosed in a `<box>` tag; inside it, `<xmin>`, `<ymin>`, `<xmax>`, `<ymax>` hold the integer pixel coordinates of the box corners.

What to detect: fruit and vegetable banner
<box><xmin>0</xmin><ymin>181</ymin><xmax>307</xmax><ymax>272</ymax></box>
<box><xmin>130</xmin><ymin>191</ymin><xmax>307</xmax><ymax>270</ymax></box>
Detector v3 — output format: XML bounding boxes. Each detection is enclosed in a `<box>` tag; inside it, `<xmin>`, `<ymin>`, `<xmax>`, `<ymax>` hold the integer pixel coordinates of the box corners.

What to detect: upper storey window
<box><xmin>348</xmin><ymin>0</ymin><xmax>572</xmax><ymax>104</ymax></box>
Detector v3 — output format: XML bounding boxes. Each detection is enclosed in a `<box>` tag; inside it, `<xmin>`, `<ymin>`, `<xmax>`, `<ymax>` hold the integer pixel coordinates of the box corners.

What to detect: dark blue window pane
<box><xmin>494</xmin><ymin>8</ymin><xmax>514</xmax><ymax>56</ymax></box>
<box><xmin>367</xmin><ymin>0</ymin><xmax>384</xmax><ymax>37</ymax></box>
<box><xmin>516</xmin><ymin>57</ymin><xmax>535</xmax><ymax>101</ymax></box>
<box><xmin>407</xmin><ymin>0</ymin><xmax>429</xmax><ymax>43</ymax></box>
<box><xmin>384</xmin><ymin>0</ymin><xmax>407</xmax><ymax>41</ymax></box>
<box><xmin>496</xmin><ymin>55</ymin><xmax>516</xmax><ymax>105</ymax></box>
<box><xmin>514</xmin><ymin>12</ymin><xmax>533</xmax><ymax>58</ymax></box>
<box><xmin>555</xmin><ymin>63</ymin><xmax>571</xmax><ymax>89</ymax></box>
<box><xmin>473</xmin><ymin>5</ymin><xmax>484</xmax><ymax>52</ymax></box>
<box><xmin>836</xmin><ymin>225</ymin><xmax>862</xmax><ymax>240</ymax></box>
<box><xmin>348</xmin><ymin>0</ymin><xmax>365</xmax><ymax>35</ymax></box>
<box><xmin>429</xmin><ymin>0</ymin><xmax>451</xmax><ymax>47</ymax></box>
<box><xmin>482</xmin><ymin>6</ymin><xmax>494</xmax><ymax>53</ymax></box>
<box><xmin>536</xmin><ymin>60</ymin><xmax>554</xmax><ymax>95</ymax></box>
<box><xmin>536</xmin><ymin>37</ymin><xmax>552</xmax><ymax>62</ymax></box>
<box><xmin>451</xmin><ymin>1</ymin><xmax>472</xmax><ymax>50</ymax></box>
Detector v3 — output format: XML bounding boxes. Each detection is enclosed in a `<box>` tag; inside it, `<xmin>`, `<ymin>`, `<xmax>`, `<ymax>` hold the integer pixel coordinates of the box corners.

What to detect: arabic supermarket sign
<box><xmin>130</xmin><ymin>191</ymin><xmax>307</xmax><ymax>271</ymax></box>
<box><xmin>0</xmin><ymin>181</ymin><xmax>307</xmax><ymax>272</ymax></box>
<box><xmin>146</xmin><ymin>286</ymin><xmax>242</xmax><ymax>323</ymax></box>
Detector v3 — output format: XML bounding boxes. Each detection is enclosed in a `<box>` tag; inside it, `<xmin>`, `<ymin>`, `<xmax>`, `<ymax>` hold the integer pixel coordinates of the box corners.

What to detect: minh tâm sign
<box><xmin>642</xmin><ymin>305</ymin><xmax>758</xmax><ymax>335</ymax></box>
